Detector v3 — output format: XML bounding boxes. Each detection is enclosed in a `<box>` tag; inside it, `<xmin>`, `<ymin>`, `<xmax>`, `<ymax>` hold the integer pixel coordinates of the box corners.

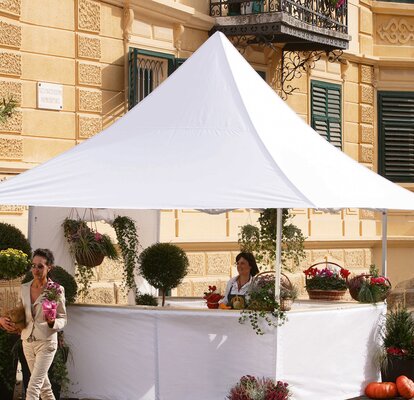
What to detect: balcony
<box><xmin>209</xmin><ymin>0</ymin><xmax>350</xmax><ymax>51</ymax></box>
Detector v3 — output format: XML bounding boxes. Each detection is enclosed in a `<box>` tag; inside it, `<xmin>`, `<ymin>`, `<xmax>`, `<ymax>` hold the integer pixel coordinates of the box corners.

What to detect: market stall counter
<box><xmin>64</xmin><ymin>301</ymin><xmax>385</xmax><ymax>400</ymax></box>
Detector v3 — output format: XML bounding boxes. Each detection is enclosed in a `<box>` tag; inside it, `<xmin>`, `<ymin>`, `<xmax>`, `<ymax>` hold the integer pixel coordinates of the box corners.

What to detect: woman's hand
<box><xmin>46</xmin><ymin>316</ymin><xmax>55</xmax><ymax>328</ymax></box>
<box><xmin>0</xmin><ymin>316</ymin><xmax>17</xmax><ymax>332</ymax></box>
<box><xmin>219</xmin><ymin>303</ymin><xmax>231</xmax><ymax>310</ymax></box>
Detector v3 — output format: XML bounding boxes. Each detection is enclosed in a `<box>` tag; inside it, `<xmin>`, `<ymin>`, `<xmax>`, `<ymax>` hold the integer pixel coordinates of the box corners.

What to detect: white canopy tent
<box><xmin>0</xmin><ymin>32</ymin><xmax>413</xmax><ymax>211</ymax></box>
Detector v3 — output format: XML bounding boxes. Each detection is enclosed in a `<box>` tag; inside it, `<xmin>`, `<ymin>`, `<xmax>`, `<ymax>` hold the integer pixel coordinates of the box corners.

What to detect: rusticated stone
<box><xmin>177</xmin><ymin>281</ymin><xmax>192</xmax><ymax>297</ymax></box>
<box><xmin>360</xmin><ymin>65</ymin><xmax>373</xmax><ymax>84</ymax></box>
<box><xmin>360</xmin><ymin>209</ymin><xmax>375</xmax><ymax>220</ymax></box>
<box><xmin>78</xmin><ymin>0</ymin><xmax>100</xmax><ymax>33</ymax></box>
<box><xmin>78</xmin><ymin>88</ymin><xmax>102</xmax><ymax>113</ymax></box>
<box><xmin>360</xmin><ymin>124</ymin><xmax>374</xmax><ymax>144</ymax></box>
<box><xmin>97</xmin><ymin>258</ymin><xmax>123</xmax><ymax>281</ymax></box>
<box><xmin>187</xmin><ymin>253</ymin><xmax>205</xmax><ymax>276</ymax></box>
<box><xmin>206</xmin><ymin>253</ymin><xmax>231</xmax><ymax>275</ymax></box>
<box><xmin>77</xmin><ymin>34</ymin><xmax>101</xmax><ymax>60</ymax></box>
<box><xmin>0</xmin><ymin>21</ymin><xmax>21</xmax><ymax>48</ymax></box>
<box><xmin>0</xmin><ymin>110</ymin><xmax>21</xmax><ymax>133</ymax></box>
<box><xmin>0</xmin><ymin>137</ymin><xmax>22</xmax><ymax>159</ymax></box>
<box><xmin>80</xmin><ymin>287</ymin><xmax>115</xmax><ymax>304</ymax></box>
<box><xmin>78</xmin><ymin>62</ymin><xmax>101</xmax><ymax>86</ymax></box>
<box><xmin>78</xmin><ymin>115</ymin><xmax>102</xmax><ymax>138</ymax></box>
<box><xmin>0</xmin><ymin>0</ymin><xmax>21</xmax><ymax>16</ymax></box>
<box><xmin>344</xmin><ymin>249</ymin><xmax>365</xmax><ymax>268</ymax></box>
<box><xmin>360</xmin><ymin>144</ymin><xmax>373</xmax><ymax>163</ymax></box>
<box><xmin>360</xmin><ymin>104</ymin><xmax>374</xmax><ymax>124</ymax></box>
<box><xmin>0</xmin><ymin>52</ymin><xmax>21</xmax><ymax>76</ymax></box>
<box><xmin>360</xmin><ymin>84</ymin><xmax>374</xmax><ymax>104</ymax></box>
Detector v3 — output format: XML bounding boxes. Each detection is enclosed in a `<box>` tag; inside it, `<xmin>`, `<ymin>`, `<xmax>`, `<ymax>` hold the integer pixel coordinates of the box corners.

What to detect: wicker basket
<box><xmin>305</xmin><ymin>261</ymin><xmax>348</xmax><ymax>301</ymax></box>
<box><xmin>347</xmin><ymin>274</ymin><xmax>391</xmax><ymax>302</ymax></box>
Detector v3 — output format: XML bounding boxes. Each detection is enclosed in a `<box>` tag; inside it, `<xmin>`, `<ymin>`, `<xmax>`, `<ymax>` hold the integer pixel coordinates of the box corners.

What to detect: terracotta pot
<box><xmin>306</xmin><ymin>289</ymin><xmax>347</xmax><ymax>301</ymax></box>
<box><xmin>207</xmin><ymin>301</ymin><xmax>219</xmax><ymax>309</ymax></box>
<box><xmin>75</xmin><ymin>252</ymin><xmax>104</xmax><ymax>267</ymax></box>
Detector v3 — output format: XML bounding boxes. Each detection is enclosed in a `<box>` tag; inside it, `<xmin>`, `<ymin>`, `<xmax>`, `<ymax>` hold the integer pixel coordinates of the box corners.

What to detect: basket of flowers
<box><xmin>347</xmin><ymin>264</ymin><xmax>391</xmax><ymax>303</ymax></box>
<box><xmin>304</xmin><ymin>261</ymin><xmax>350</xmax><ymax>301</ymax></box>
<box><xmin>227</xmin><ymin>375</ymin><xmax>291</xmax><ymax>400</ymax></box>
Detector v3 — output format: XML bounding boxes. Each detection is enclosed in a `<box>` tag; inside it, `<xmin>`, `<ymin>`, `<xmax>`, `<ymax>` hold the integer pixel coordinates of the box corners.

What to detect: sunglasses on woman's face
<box><xmin>31</xmin><ymin>263</ymin><xmax>46</xmax><ymax>270</ymax></box>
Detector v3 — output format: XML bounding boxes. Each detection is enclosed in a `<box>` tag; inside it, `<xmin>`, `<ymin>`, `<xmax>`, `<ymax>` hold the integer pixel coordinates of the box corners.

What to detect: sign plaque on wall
<box><xmin>37</xmin><ymin>82</ymin><xmax>63</xmax><ymax>110</ymax></box>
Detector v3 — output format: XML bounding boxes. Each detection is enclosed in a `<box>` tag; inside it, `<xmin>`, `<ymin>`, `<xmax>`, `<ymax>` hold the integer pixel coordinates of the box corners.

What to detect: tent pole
<box><xmin>381</xmin><ymin>210</ymin><xmax>388</xmax><ymax>277</ymax></box>
<box><xmin>275</xmin><ymin>208</ymin><xmax>282</xmax><ymax>301</ymax></box>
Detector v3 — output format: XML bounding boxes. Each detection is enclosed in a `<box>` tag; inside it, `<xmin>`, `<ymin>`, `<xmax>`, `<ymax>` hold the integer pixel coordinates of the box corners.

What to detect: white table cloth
<box><xmin>64</xmin><ymin>302</ymin><xmax>385</xmax><ymax>400</ymax></box>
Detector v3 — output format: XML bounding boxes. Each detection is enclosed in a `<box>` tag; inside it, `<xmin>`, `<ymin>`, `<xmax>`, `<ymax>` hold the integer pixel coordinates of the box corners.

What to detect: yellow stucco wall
<box><xmin>0</xmin><ymin>0</ymin><xmax>413</xmax><ymax>299</ymax></box>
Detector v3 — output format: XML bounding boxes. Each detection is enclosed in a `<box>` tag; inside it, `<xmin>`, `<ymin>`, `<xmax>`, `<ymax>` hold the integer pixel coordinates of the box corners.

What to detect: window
<box><xmin>378</xmin><ymin>91</ymin><xmax>414</xmax><ymax>183</ymax></box>
<box><xmin>311</xmin><ymin>80</ymin><xmax>342</xmax><ymax>149</ymax></box>
<box><xmin>128</xmin><ymin>49</ymin><xmax>185</xmax><ymax>109</ymax></box>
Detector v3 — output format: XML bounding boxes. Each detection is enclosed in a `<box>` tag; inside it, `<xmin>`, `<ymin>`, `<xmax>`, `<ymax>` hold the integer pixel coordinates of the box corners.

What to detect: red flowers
<box><xmin>387</xmin><ymin>346</ymin><xmax>408</xmax><ymax>356</ymax></box>
<box><xmin>203</xmin><ymin>285</ymin><xmax>223</xmax><ymax>303</ymax></box>
<box><xmin>371</xmin><ymin>276</ymin><xmax>386</xmax><ymax>285</ymax></box>
<box><xmin>304</xmin><ymin>265</ymin><xmax>350</xmax><ymax>291</ymax></box>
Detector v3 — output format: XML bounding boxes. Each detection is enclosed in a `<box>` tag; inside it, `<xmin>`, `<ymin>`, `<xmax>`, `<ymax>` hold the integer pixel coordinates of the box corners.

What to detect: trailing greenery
<box><xmin>382</xmin><ymin>306</ymin><xmax>414</xmax><ymax>357</ymax></box>
<box><xmin>135</xmin><ymin>292</ymin><xmax>158</xmax><ymax>306</ymax></box>
<box><xmin>49</xmin><ymin>335</ymin><xmax>70</xmax><ymax>394</ymax></box>
<box><xmin>22</xmin><ymin>266</ymin><xmax>78</xmax><ymax>304</ymax></box>
<box><xmin>239</xmin><ymin>274</ymin><xmax>287</xmax><ymax>335</ymax></box>
<box><xmin>0</xmin><ymin>222</ymin><xmax>32</xmax><ymax>259</ymax></box>
<box><xmin>139</xmin><ymin>243</ymin><xmax>188</xmax><ymax>306</ymax></box>
<box><xmin>238</xmin><ymin>209</ymin><xmax>305</xmax><ymax>271</ymax></box>
<box><xmin>112</xmin><ymin>216</ymin><xmax>140</xmax><ymax>291</ymax></box>
<box><xmin>63</xmin><ymin>218</ymin><xmax>118</xmax><ymax>298</ymax></box>
<box><xmin>0</xmin><ymin>98</ymin><xmax>18</xmax><ymax>124</ymax></box>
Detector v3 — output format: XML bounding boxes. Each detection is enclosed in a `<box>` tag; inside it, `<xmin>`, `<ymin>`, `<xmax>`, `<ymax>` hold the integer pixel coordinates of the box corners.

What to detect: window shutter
<box><xmin>311</xmin><ymin>81</ymin><xmax>342</xmax><ymax>149</ymax></box>
<box><xmin>378</xmin><ymin>92</ymin><xmax>414</xmax><ymax>183</ymax></box>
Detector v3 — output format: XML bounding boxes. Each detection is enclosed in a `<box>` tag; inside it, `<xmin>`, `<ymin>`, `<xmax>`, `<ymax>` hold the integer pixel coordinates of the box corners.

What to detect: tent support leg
<box><xmin>275</xmin><ymin>208</ymin><xmax>282</xmax><ymax>301</ymax></box>
<box><xmin>382</xmin><ymin>210</ymin><xmax>388</xmax><ymax>277</ymax></box>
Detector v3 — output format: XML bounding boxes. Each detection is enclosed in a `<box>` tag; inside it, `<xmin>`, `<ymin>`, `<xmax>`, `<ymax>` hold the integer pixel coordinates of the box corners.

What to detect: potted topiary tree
<box><xmin>138</xmin><ymin>243</ymin><xmax>188</xmax><ymax>306</ymax></box>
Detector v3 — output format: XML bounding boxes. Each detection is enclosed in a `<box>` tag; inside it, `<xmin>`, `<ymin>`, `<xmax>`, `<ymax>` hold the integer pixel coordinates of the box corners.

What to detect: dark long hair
<box><xmin>236</xmin><ymin>252</ymin><xmax>259</xmax><ymax>277</ymax></box>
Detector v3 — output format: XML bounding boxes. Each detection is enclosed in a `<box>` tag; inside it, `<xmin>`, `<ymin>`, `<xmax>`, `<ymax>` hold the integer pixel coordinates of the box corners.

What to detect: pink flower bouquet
<box><xmin>42</xmin><ymin>279</ymin><xmax>62</xmax><ymax>320</ymax></box>
<box><xmin>42</xmin><ymin>299</ymin><xmax>58</xmax><ymax>320</ymax></box>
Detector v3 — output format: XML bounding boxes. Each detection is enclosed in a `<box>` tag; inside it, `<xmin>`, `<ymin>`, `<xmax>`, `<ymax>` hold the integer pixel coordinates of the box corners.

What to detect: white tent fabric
<box><xmin>0</xmin><ymin>32</ymin><xmax>413</xmax><ymax>210</ymax></box>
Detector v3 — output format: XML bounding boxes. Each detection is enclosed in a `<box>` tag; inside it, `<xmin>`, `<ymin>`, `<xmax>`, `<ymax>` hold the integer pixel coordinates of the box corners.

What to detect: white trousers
<box><xmin>23</xmin><ymin>339</ymin><xmax>57</xmax><ymax>400</ymax></box>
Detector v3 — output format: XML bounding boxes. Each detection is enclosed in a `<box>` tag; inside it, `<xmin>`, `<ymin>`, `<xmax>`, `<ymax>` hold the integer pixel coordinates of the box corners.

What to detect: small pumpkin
<box><xmin>396</xmin><ymin>375</ymin><xmax>414</xmax><ymax>399</ymax></box>
<box><xmin>365</xmin><ymin>382</ymin><xmax>398</xmax><ymax>399</ymax></box>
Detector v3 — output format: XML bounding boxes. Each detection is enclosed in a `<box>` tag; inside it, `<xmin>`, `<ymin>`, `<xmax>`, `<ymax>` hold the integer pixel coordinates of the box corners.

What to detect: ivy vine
<box><xmin>113</xmin><ymin>216</ymin><xmax>140</xmax><ymax>291</ymax></box>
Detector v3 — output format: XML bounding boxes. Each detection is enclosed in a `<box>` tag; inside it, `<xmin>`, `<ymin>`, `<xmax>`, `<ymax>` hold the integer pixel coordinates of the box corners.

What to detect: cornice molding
<box><xmin>372</xmin><ymin>1</ymin><xmax>414</xmax><ymax>16</ymax></box>
<box><xmin>102</xmin><ymin>0</ymin><xmax>214</xmax><ymax>30</ymax></box>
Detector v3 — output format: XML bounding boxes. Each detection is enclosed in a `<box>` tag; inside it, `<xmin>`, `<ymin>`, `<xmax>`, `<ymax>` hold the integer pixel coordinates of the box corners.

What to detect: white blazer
<box><xmin>20</xmin><ymin>280</ymin><xmax>67</xmax><ymax>344</ymax></box>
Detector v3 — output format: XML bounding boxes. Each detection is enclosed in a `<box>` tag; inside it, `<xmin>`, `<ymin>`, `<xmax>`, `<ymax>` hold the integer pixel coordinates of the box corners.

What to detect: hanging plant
<box><xmin>62</xmin><ymin>217</ymin><xmax>118</xmax><ymax>298</ymax></box>
<box><xmin>112</xmin><ymin>216</ymin><xmax>140</xmax><ymax>291</ymax></box>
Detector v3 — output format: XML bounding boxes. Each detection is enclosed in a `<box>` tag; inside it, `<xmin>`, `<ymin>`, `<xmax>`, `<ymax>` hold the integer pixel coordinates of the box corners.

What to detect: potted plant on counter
<box><xmin>138</xmin><ymin>243</ymin><xmax>188</xmax><ymax>306</ymax></box>
<box><xmin>304</xmin><ymin>262</ymin><xmax>350</xmax><ymax>301</ymax></box>
<box><xmin>203</xmin><ymin>285</ymin><xmax>223</xmax><ymax>309</ymax></box>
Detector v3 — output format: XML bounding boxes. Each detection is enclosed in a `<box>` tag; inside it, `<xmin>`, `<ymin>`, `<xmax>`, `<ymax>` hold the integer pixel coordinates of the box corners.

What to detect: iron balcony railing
<box><xmin>210</xmin><ymin>0</ymin><xmax>348</xmax><ymax>35</ymax></box>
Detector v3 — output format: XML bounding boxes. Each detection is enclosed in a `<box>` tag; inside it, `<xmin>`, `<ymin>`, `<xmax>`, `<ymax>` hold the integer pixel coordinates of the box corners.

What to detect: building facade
<box><xmin>0</xmin><ymin>0</ymin><xmax>413</xmax><ymax>302</ymax></box>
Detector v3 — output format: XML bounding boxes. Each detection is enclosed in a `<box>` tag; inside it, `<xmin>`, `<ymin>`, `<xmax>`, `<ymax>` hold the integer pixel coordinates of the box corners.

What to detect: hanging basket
<box><xmin>75</xmin><ymin>252</ymin><xmax>105</xmax><ymax>268</ymax></box>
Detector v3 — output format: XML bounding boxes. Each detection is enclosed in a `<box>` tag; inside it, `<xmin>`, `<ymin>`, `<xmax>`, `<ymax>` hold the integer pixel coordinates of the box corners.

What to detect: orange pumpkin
<box><xmin>396</xmin><ymin>375</ymin><xmax>414</xmax><ymax>399</ymax></box>
<box><xmin>365</xmin><ymin>382</ymin><xmax>398</xmax><ymax>399</ymax></box>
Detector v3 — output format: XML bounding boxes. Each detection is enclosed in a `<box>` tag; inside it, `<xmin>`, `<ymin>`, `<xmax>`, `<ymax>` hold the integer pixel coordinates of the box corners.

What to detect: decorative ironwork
<box><xmin>279</xmin><ymin>48</ymin><xmax>344</xmax><ymax>99</ymax></box>
<box><xmin>210</xmin><ymin>0</ymin><xmax>349</xmax><ymax>50</ymax></box>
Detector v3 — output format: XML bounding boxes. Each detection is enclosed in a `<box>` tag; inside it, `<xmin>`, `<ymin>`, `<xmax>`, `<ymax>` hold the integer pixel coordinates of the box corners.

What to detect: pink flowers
<box><xmin>371</xmin><ymin>277</ymin><xmax>386</xmax><ymax>285</ymax></box>
<box><xmin>42</xmin><ymin>279</ymin><xmax>62</xmax><ymax>320</ymax></box>
<box><xmin>94</xmin><ymin>232</ymin><xmax>103</xmax><ymax>241</ymax></box>
<box><xmin>227</xmin><ymin>376</ymin><xmax>291</xmax><ymax>400</ymax></box>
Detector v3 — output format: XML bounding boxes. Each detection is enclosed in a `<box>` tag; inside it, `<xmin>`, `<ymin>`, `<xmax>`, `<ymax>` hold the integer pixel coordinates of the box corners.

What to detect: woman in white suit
<box><xmin>20</xmin><ymin>248</ymin><xmax>67</xmax><ymax>400</ymax></box>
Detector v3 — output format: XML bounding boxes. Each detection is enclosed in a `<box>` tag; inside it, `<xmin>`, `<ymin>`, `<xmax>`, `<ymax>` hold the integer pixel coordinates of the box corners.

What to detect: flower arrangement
<box><xmin>203</xmin><ymin>285</ymin><xmax>223</xmax><ymax>309</ymax></box>
<box><xmin>227</xmin><ymin>375</ymin><xmax>291</xmax><ymax>400</ymax></box>
<box><xmin>304</xmin><ymin>265</ymin><xmax>350</xmax><ymax>291</ymax></box>
<box><xmin>0</xmin><ymin>248</ymin><xmax>29</xmax><ymax>280</ymax></box>
<box><xmin>42</xmin><ymin>279</ymin><xmax>63</xmax><ymax>320</ymax></box>
<box><xmin>239</xmin><ymin>273</ymin><xmax>286</xmax><ymax>335</ymax></box>
<box><xmin>347</xmin><ymin>265</ymin><xmax>391</xmax><ymax>303</ymax></box>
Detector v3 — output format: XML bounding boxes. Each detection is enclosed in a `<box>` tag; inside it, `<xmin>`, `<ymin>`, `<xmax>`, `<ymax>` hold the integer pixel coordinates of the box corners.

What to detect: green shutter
<box><xmin>311</xmin><ymin>81</ymin><xmax>342</xmax><ymax>150</ymax></box>
<box><xmin>378</xmin><ymin>91</ymin><xmax>414</xmax><ymax>183</ymax></box>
